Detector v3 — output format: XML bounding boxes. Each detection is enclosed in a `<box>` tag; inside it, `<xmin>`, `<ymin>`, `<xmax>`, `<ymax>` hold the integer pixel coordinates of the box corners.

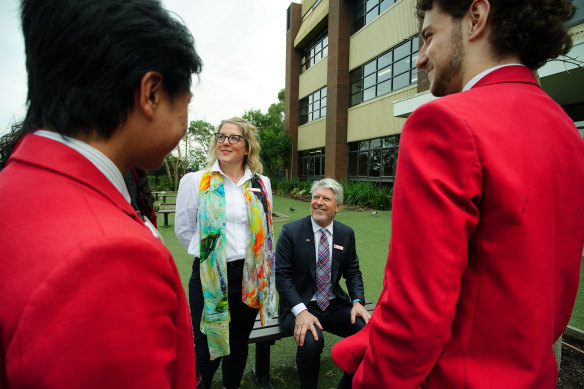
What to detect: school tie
<box><xmin>316</xmin><ymin>228</ymin><xmax>331</xmax><ymax>311</ymax></box>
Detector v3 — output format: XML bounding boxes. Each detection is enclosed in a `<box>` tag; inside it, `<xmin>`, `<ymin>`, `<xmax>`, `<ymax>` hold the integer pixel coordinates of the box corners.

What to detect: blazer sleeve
<box><xmin>275</xmin><ymin>222</ymin><xmax>303</xmax><ymax>313</ymax></box>
<box><xmin>341</xmin><ymin>228</ymin><xmax>365</xmax><ymax>303</ymax></box>
<box><xmin>353</xmin><ymin>101</ymin><xmax>482</xmax><ymax>388</ymax></box>
<box><xmin>6</xmin><ymin>236</ymin><xmax>195</xmax><ymax>389</ymax></box>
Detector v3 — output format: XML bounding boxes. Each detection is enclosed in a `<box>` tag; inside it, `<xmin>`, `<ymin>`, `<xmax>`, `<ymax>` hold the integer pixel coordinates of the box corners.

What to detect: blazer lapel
<box><xmin>302</xmin><ymin>216</ymin><xmax>317</xmax><ymax>282</ymax></box>
<box><xmin>331</xmin><ymin>221</ymin><xmax>341</xmax><ymax>283</ymax></box>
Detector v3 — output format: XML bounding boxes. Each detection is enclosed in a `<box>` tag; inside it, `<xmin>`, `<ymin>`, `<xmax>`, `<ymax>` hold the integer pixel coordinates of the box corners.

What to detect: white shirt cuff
<box><xmin>291</xmin><ymin>303</ymin><xmax>307</xmax><ymax>317</ymax></box>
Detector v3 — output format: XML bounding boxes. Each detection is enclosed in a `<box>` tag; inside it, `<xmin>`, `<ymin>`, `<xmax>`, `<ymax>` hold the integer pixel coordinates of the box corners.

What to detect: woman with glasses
<box><xmin>175</xmin><ymin>117</ymin><xmax>276</xmax><ymax>389</ymax></box>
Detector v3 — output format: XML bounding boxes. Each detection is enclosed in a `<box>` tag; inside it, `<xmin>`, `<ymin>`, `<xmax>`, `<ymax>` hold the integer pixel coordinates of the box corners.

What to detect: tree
<box><xmin>187</xmin><ymin>119</ymin><xmax>214</xmax><ymax>173</ymax></box>
<box><xmin>159</xmin><ymin>118</ymin><xmax>214</xmax><ymax>191</ymax></box>
<box><xmin>243</xmin><ymin>89</ymin><xmax>291</xmax><ymax>178</ymax></box>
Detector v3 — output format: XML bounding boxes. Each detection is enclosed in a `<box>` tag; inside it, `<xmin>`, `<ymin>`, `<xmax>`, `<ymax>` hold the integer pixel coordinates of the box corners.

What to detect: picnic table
<box><xmin>152</xmin><ymin>191</ymin><xmax>177</xmax><ymax>203</ymax></box>
<box><xmin>157</xmin><ymin>203</ymin><xmax>176</xmax><ymax>228</ymax></box>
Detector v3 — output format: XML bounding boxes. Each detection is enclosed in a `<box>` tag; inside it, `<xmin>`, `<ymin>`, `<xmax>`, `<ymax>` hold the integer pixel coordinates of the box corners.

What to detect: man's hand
<box><xmin>351</xmin><ymin>301</ymin><xmax>371</xmax><ymax>324</ymax></box>
<box><xmin>294</xmin><ymin>309</ymin><xmax>323</xmax><ymax>346</ymax></box>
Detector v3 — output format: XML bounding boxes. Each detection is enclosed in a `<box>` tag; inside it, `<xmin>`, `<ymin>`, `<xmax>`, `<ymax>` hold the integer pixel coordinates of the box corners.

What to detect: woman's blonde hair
<box><xmin>207</xmin><ymin>117</ymin><xmax>263</xmax><ymax>174</ymax></box>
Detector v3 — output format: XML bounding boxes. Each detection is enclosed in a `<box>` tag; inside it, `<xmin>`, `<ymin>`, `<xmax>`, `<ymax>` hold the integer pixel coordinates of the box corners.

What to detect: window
<box><xmin>298</xmin><ymin>148</ymin><xmax>325</xmax><ymax>179</ymax></box>
<box><xmin>299</xmin><ymin>86</ymin><xmax>327</xmax><ymax>125</ymax></box>
<box><xmin>301</xmin><ymin>31</ymin><xmax>328</xmax><ymax>73</ymax></box>
<box><xmin>568</xmin><ymin>0</ymin><xmax>584</xmax><ymax>27</ymax></box>
<box><xmin>352</xmin><ymin>0</ymin><xmax>399</xmax><ymax>33</ymax></box>
<box><xmin>350</xmin><ymin>36</ymin><xmax>418</xmax><ymax>106</ymax></box>
<box><xmin>347</xmin><ymin>135</ymin><xmax>400</xmax><ymax>180</ymax></box>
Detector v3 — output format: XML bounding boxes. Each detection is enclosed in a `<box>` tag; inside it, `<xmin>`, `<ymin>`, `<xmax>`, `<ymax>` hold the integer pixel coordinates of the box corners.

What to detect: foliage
<box><xmin>186</xmin><ymin>119</ymin><xmax>214</xmax><ymax>173</ymax></box>
<box><xmin>147</xmin><ymin>174</ymin><xmax>173</xmax><ymax>191</ymax></box>
<box><xmin>271</xmin><ymin>178</ymin><xmax>312</xmax><ymax>197</ymax></box>
<box><xmin>341</xmin><ymin>181</ymin><xmax>393</xmax><ymax>210</ymax></box>
<box><xmin>163</xmin><ymin>153</ymin><xmax>181</xmax><ymax>191</ymax></box>
<box><xmin>271</xmin><ymin>178</ymin><xmax>393</xmax><ymax>210</ymax></box>
<box><xmin>243</xmin><ymin>89</ymin><xmax>291</xmax><ymax>178</ymax></box>
<box><xmin>150</xmin><ymin>118</ymin><xmax>214</xmax><ymax>191</ymax></box>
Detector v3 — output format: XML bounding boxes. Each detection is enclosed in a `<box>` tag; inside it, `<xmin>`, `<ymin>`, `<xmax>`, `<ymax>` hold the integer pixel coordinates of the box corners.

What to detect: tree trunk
<box><xmin>174</xmin><ymin>144</ymin><xmax>183</xmax><ymax>191</ymax></box>
<box><xmin>163</xmin><ymin>157</ymin><xmax>173</xmax><ymax>191</ymax></box>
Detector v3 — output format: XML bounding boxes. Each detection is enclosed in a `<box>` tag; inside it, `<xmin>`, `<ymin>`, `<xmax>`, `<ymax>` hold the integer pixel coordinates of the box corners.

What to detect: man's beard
<box><xmin>430</xmin><ymin>21</ymin><xmax>464</xmax><ymax>97</ymax></box>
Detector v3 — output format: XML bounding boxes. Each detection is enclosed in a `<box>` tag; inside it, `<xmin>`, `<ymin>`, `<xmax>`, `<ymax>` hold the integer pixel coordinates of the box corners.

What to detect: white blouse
<box><xmin>174</xmin><ymin>160</ymin><xmax>273</xmax><ymax>261</ymax></box>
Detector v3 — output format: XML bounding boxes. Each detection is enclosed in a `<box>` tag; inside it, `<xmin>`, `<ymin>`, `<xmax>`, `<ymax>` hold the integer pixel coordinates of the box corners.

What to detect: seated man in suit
<box><xmin>275</xmin><ymin>178</ymin><xmax>371</xmax><ymax>389</ymax></box>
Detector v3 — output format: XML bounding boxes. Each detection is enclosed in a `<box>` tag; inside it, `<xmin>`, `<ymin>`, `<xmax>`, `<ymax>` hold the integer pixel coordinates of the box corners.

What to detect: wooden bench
<box><xmin>248</xmin><ymin>300</ymin><xmax>375</xmax><ymax>389</ymax></box>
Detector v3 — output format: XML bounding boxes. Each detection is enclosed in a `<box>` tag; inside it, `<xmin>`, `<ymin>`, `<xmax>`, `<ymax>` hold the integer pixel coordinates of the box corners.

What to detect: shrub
<box><xmin>271</xmin><ymin>178</ymin><xmax>392</xmax><ymax>210</ymax></box>
<box><xmin>342</xmin><ymin>181</ymin><xmax>392</xmax><ymax>210</ymax></box>
<box><xmin>148</xmin><ymin>175</ymin><xmax>173</xmax><ymax>191</ymax></box>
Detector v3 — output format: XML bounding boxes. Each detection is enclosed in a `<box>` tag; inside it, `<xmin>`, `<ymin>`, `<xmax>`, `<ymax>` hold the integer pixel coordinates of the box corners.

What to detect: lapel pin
<box><xmin>306</xmin><ymin>239</ymin><xmax>311</xmax><ymax>242</ymax></box>
<box><xmin>334</xmin><ymin>244</ymin><xmax>343</xmax><ymax>251</ymax></box>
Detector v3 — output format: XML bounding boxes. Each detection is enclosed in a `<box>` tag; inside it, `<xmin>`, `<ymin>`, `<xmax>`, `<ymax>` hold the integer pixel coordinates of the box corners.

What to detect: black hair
<box><xmin>416</xmin><ymin>0</ymin><xmax>576</xmax><ymax>70</ymax></box>
<box><xmin>0</xmin><ymin>0</ymin><xmax>202</xmax><ymax>169</ymax></box>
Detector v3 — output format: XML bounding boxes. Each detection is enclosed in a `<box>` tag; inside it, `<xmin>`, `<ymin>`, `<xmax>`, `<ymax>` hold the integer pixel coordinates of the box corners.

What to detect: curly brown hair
<box><xmin>416</xmin><ymin>0</ymin><xmax>576</xmax><ymax>69</ymax></box>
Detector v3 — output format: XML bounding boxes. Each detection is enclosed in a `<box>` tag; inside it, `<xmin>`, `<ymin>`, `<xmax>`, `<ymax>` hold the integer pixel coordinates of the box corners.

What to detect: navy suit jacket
<box><xmin>275</xmin><ymin>215</ymin><xmax>365</xmax><ymax>332</ymax></box>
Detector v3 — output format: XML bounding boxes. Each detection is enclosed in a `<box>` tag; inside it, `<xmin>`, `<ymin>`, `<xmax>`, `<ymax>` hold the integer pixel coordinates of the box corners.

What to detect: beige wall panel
<box><xmin>569</xmin><ymin>23</ymin><xmax>584</xmax><ymax>42</ymax></box>
<box><xmin>349</xmin><ymin>0</ymin><xmax>418</xmax><ymax>70</ymax></box>
<box><xmin>298</xmin><ymin>118</ymin><xmax>326</xmax><ymax>151</ymax></box>
<box><xmin>301</xmin><ymin>0</ymin><xmax>317</xmax><ymax>17</ymax></box>
<box><xmin>295</xmin><ymin>0</ymin><xmax>329</xmax><ymax>47</ymax></box>
<box><xmin>299</xmin><ymin>57</ymin><xmax>328</xmax><ymax>98</ymax></box>
<box><xmin>347</xmin><ymin>85</ymin><xmax>416</xmax><ymax>141</ymax></box>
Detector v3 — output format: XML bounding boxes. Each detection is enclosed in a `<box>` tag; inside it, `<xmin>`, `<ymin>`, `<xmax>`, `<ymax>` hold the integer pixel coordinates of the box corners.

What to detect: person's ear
<box><xmin>467</xmin><ymin>0</ymin><xmax>490</xmax><ymax>41</ymax></box>
<box><xmin>136</xmin><ymin>71</ymin><xmax>164</xmax><ymax>120</ymax></box>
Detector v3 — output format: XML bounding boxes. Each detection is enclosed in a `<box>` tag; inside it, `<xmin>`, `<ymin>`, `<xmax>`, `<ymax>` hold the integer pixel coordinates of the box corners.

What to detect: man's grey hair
<box><xmin>310</xmin><ymin>178</ymin><xmax>343</xmax><ymax>204</ymax></box>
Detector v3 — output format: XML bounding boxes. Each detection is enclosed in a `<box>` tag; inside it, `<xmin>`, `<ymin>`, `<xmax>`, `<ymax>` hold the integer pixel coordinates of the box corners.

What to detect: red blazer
<box><xmin>338</xmin><ymin>67</ymin><xmax>584</xmax><ymax>388</ymax></box>
<box><xmin>0</xmin><ymin>135</ymin><xmax>196</xmax><ymax>388</ymax></box>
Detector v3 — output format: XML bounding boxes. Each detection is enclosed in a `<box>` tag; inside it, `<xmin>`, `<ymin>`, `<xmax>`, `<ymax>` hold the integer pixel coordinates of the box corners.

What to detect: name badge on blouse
<box><xmin>248</xmin><ymin>187</ymin><xmax>261</xmax><ymax>192</ymax></box>
<box><xmin>334</xmin><ymin>244</ymin><xmax>343</xmax><ymax>251</ymax></box>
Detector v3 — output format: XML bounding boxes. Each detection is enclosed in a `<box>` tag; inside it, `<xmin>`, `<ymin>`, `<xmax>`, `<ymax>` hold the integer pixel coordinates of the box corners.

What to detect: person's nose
<box><xmin>416</xmin><ymin>46</ymin><xmax>428</xmax><ymax>70</ymax></box>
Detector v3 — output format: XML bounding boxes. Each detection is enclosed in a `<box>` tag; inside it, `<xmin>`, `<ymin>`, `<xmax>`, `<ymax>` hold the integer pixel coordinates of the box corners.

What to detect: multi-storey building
<box><xmin>284</xmin><ymin>0</ymin><xmax>584</xmax><ymax>183</ymax></box>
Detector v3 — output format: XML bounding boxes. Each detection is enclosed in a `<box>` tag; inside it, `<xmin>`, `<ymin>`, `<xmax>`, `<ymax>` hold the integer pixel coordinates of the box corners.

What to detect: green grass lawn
<box><xmin>157</xmin><ymin>194</ymin><xmax>584</xmax><ymax>389</ymax></box>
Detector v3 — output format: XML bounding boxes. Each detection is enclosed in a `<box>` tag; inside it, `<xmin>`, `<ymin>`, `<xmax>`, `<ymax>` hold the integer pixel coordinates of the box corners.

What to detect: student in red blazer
<box><xmin>0</xmin><ymin>1</ymin><xmax>202</xmax><ymax>388</ymax></box>
<box><xmin>332</xmin><ymin>1</ymin><xmax>584</xmax><ymax>388</ymax></box>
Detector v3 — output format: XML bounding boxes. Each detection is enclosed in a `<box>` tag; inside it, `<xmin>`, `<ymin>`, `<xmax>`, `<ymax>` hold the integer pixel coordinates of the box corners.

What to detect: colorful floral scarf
<box><xmin>198</xmin><ymin>170</ymin><xmax>276</xmax><ymax>358</ymax></box>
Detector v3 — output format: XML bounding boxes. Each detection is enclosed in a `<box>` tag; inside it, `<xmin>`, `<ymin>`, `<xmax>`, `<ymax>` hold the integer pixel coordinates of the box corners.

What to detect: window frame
<box><xmin>299</xmin><ymin>86</ymin><xmax>327</xmax><ymax>125</ymax></box>
<box><xmin>300</xmin><ymin>30</ymin><xmax>329</xmax><ymax>73</ymax></box>
<box><xmin>352</xmin><ymin>0</ymin><xmax>399</xmax><ymax>34</ymax></box>
<box><xmin>349</xmin><ymin>36</ymin><xmax>418</xmax><ymax>107</ymax></box>
<box><xmin>298</xmin><ymin>147</ymin><xmax>326</xmax><ymax>179</ymax></box>
<box><xmin>347</xmin><ymin>135</ymin><xmax>400</xmax><ymax>181</ymax></box>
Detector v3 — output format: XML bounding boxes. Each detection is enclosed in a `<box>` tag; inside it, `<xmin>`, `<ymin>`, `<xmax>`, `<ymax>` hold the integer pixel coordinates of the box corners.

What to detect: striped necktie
<box><xmin>316</xmin><ymin>228</ymin><xmax>331</xmax><ymax>310</ymax></box>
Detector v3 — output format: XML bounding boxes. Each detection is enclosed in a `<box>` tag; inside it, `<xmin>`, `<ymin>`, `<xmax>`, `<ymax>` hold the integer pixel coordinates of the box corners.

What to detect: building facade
<box><xmin>285</xmin><ymin>0</ymin><xmax>584</xmax><ymax>183</ymax></box>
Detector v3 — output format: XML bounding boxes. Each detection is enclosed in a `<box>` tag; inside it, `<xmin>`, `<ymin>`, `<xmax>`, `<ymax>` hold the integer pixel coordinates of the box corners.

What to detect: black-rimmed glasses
<box><xmin>214</xmin><ymin>133</ymin><xmax>247</xmax><ymax>144</ymax></box>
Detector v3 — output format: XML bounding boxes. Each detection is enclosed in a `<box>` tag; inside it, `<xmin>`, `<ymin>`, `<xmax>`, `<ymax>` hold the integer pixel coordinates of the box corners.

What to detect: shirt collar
<box><xmin>34</xmin><ymin>129</ymin><xmax>131</xmax><ymax>204</ymax></box>
<box><xmin>211</xmin><ymin>159</ymin><xmax>253</xmax><ymax>184</ymax></box>
<box><xmin>311</xmin><ymin>217</ymin><xmax>333</xmax><ymax>235</ymax></box>
<box><xmin>463</xmin><ymin>64</ymin><xmax>525</xmax><ymax>92</ymax></box>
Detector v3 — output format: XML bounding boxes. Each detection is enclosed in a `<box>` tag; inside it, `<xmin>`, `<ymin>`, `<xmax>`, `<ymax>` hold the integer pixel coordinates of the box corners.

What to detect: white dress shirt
<box><xmin>174</xmin><ymin>160</ymin><xmax>273</xmax><ymax>261</ymax></box>
<box><xmin>291</xmin><ymin>218</ymin><xmax>335</xmax><ymax>317</ymax></box>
